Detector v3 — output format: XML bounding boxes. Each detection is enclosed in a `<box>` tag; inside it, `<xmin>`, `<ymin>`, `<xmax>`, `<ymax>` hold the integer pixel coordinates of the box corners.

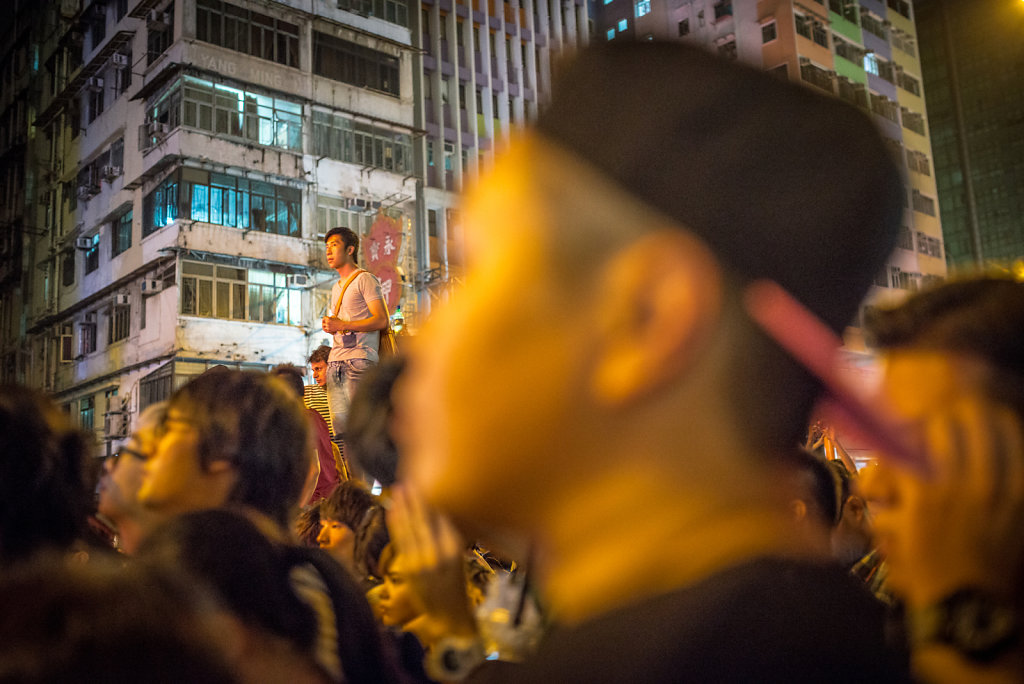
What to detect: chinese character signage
<box><xmin>364</xmin><ymin>213</ymin><xmax>403</xmax><ymax>312</ymax></box>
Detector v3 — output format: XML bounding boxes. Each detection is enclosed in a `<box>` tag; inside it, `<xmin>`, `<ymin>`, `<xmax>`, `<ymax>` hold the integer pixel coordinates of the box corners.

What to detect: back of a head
<box><xmin>866</xmin><ymin>276</ymin><xmax>1024</xmax><ymax>417</ymax></box>
<box><xmin>0</xmin><ymin>385</ymin><xmax>92</xmax><ymax>564</ymax></box>
<box><xmin>168</xmin><ymin>371</ymin><xmax>310</xmax><ymax>527</ymax></box>
<box><xmin>535</xmin><ymin>42</ymin><xmax>903</xmax><ymax>452</ymax></box>
<box><xmin>270</xmin><ymin>363</ymin><xmax>307</xmax><ymax>400</ymax></box>
<box><xmin>778</xmin><ymin>448</ymin><xmax>841</xmax><ymax>528</ymax></box>
<box><xmin>0</xmin><ymin>555</ymin><xmax>236</xmax><ymax>683</ymax></box>
<box><xmin>346</xmin><ymin>355</ymin><xmax>406</xmax><ymax>487</ymax></box>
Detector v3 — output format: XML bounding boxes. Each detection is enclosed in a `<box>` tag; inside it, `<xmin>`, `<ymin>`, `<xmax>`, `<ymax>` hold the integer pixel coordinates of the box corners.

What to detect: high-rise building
<box><xmin>913</xmin><ymin>0</ymin><xmax>1024</xmax><ymax>271</ymax></box>
<box><xmin>0</xmin><ymin>0</ymin><xmax>587</xmax><ymax>449</ymax></box>
<box><xmin>596</xmin><ymin>0</ymin><xmax>946</xmax><ymax>320</ymax></box>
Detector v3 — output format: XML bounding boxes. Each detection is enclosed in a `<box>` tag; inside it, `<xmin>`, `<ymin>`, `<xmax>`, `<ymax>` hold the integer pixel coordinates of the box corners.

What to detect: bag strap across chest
<box><xmin>332</xmin><ymin>269</ymin><xmax>366</xmax><ymax>317</ymax></box>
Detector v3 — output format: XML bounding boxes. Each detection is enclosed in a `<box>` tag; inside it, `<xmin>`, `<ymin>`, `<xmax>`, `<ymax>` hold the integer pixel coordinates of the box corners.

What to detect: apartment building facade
<box><xmin>0</xmin><ymin>0</ymin><xmax>588</xmax><ymax>448</ymax></box>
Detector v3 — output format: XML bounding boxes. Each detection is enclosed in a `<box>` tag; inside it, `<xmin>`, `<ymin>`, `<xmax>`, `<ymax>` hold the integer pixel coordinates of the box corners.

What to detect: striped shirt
<box><xmin>303</xmin><ymin>384</ymin><xmax>334</xmax><ymax>437</ymax></box>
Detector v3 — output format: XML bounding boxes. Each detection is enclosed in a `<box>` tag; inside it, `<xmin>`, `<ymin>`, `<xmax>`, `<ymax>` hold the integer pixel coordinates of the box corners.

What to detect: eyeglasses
<box><xmin>107</xmin><ymin>446</ymin><xmax>149</xmax><ymax>467</ymax></box>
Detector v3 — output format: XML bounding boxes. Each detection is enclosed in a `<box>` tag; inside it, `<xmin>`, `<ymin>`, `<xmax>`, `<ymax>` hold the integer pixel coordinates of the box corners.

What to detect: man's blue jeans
<box><xmin>325</xmin><ymin>358</ymin><xmax>375</xmax><ymax>445</ymax></box>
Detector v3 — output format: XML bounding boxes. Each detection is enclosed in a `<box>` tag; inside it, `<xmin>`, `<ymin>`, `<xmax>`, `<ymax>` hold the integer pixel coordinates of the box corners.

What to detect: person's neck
<box><xmin>334</xmin><ymin>261</ymin><xmax>359</xmax><ymax>279</ymax></box>
<box><xmin>111</xmin><ymin>513</ymin><xmax>160</xmax><ymax>555</ymax></box>
<box><xmin>535</xmin><ymin>460</ymin><xmax>818</xmax><ymax>625</ymax></box>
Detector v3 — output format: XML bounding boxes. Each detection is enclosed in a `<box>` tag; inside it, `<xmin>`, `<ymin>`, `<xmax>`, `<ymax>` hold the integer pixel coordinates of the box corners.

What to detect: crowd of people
<box><xmin>2</xmin><ymin>40</ymin><xmax>1023</xmax><ymax>683</ymax></box>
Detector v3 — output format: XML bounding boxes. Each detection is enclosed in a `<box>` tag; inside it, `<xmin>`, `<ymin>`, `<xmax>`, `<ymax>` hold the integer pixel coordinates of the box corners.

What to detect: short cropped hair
<box><xmin>325</xmin><ymin>227</ymin><xmax>359</xmax><ymax>265</ymax></box>
<box><xmin>270</xmin><ymin>363</ymin><xmax>306</xmax><ymax>399</ymax></box>
<box><xmin>167</xmin><ymin>371</ymin><xmax>310</xmax><ymax>527</ymax></box>
<box><xmin>866</xmin><ymin>277</ymin><xmax>1024</xmax><ymax>417</ymax></box>
<box><xmin>308</xmin><ymin>345</ymin><xmax>332</xmax><ymax>366</ymax></box>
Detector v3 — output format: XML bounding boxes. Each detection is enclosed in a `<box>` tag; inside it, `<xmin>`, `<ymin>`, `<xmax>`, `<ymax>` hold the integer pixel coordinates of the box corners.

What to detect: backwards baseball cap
<box><xmin>536</xmin><ymin>42</ymin><xmax>924</xmax><ymax>470</ymax></box>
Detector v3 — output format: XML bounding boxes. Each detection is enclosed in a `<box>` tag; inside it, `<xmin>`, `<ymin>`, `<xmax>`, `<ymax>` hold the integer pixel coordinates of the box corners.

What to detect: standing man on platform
<box><xmin>322</xmin><ymin>227</ymin><xmax>389</xmax><ymax>483</ymax></box>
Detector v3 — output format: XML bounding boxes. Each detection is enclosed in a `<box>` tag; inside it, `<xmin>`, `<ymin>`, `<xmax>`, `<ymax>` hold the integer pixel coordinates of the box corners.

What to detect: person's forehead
<box><xmin>325</xmin><ymin>235</ymin><xmax>343</xmax><ymax>245</ymax></box>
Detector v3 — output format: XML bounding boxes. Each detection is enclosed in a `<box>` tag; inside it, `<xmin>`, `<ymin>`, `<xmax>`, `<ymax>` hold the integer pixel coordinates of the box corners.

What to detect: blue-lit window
<box><xmin>143</xmin><ymin>173</ymin><xmax>179</xmax><ymax>237</ymax></box>
<box><xmin>84</xmin><ymin>234</ymin><xmax>100</xmax><ymax>273</ymax></box>
<box><xmin>635</xmin><ymin>0</ymin><xmax>650</xmax><ymax>17</ymax></box>
<box><xmin>618</xmin><ymin>18</ymin><xmax>628</xmax><ymax>32</ymax></box>
<box><xmin>112</xmin><ymin>208</ymin><xmax>132</xmax><ymax>257</ymax></box>
<box><xmin>607</xmin><ymin>28</ymin><xmax>615</xmax><ymax>40</ymax></box>
<box><xmin>864</xmin><ymin>53</ymin><xmax>879</xmax><ymax>76</ymax></box>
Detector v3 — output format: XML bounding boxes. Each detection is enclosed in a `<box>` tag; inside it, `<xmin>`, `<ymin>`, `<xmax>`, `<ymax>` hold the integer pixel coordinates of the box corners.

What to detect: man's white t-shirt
<box><xmin>328</xmin><ymin>271</ymin><xmax>384</xmax><ymax>363</ymax></box>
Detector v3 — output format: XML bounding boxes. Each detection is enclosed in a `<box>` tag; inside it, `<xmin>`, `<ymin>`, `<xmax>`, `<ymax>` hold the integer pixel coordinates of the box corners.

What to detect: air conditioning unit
<box><xmin>141</xmin><ymin>278</ymin><xmax>164</xmax><ymax>295</ymax></box>
<box><xmin>106</xmin><ymin>394</ymin><xmax>127</xmax><ymax>414</ymax></box>
<box><xmin>82</xmin><ymin>312</ymin><xmax>97</xmax><ymax>324</ymax></box>
<box><xmin>101</xmin><ymin>165</ymin><xmax>122</xmax><ymax>180</ymax></box>
<box><xmin>147</xmin><ymin>121</ymin><xmax>169</xmax><ymax>137</ymax></box>
<box><xmin>111</xmin><ymin>53</ymin><xmax>128</xmax><ymax>67</ymax></box>
<box><xmin>77</xmin><ymin>184</ymin><xmax>96</xmax><ymax>200</ymax></box>
<box><xmin>147</xmin><ymin>9</ymin><xmax>170</xmax><ymax>28</ymax></box>
<box><xmin>75</xmin><ymin>236</ymin><xmax>94</xmax><ymax>250</ymax></box>
<box><xmin>85</xmin><ymin>76</ymin><xmax>104</xmax><ymax>91</ymax></box>
<box><xmin>104</xmin><ymin>411</ymin><xmax>128</xmax><ymax>439</ymax></box>
<box><xmin>286</xmin><ymin>274</ymin><xmax>310</xmax><ymax>288</ymax></box>
<box><xmin>112</xmin><ymin>294</ymin><xmax>130</xmax><ymax>307</ymax></box>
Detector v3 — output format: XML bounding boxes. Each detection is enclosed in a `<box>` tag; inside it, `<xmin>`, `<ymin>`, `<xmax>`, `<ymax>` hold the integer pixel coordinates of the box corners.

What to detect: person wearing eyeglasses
<box><xmin>97</xmin><ymin>402</ymin><xmax>167</xmax><ymax>554</ymax></box>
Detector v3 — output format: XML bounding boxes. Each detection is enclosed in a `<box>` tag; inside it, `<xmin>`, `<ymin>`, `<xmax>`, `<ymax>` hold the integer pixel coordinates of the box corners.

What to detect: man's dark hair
<box><xmin>308</xmin><ymin>345</ymin><xmax>331</xmax><ymax>366</ymax></box>
<box><xmin>168</xmin><ymin>371</ymin><xmax>309</xmax><ymax>527</ymax></box>
<box><xmin>778</xmin><ymin>448</ymin><xmax>841</xmax><ymax>528</ymax></box>
<box><xmin>865</xmin><ymin>277</ymin><xmax>1024</xmax><ymax>417</ymax></box>
<box><xmin>347</xmin><ymin>355</ymin><xmax>405</xmax><ymax>487</ymax></box>
<box><xmin>320</xmin><ymin>480</ymin><xmax>375</xmax><ymax>531</ymax></box>
<box><xmin>325</xmin><ymin>227</ymin><xmax>359</xmax><ymax>265</ymax></box>
<box><xmin>0</xmin><ymin>385</ymin><xmax>92</xmax><ymax>564</ymax></box>
<box><xmin>270</xmin><ymin>363</ymin><xmax>306</xmax><ymax>399</ymax></box>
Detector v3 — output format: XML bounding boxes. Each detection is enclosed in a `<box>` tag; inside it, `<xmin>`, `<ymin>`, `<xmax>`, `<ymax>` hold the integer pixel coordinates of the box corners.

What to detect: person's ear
<box><xmin>589</xmin><ymin>229</ymin><xmax>722</xmax><ymax>406</ymax></box>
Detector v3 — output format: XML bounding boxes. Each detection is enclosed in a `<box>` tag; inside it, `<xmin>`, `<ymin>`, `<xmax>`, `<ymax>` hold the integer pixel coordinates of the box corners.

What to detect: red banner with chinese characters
<box><xmin>363</xmin><ymin>213</ymin><xmax>403</xmax><ymax>312</ymax></box>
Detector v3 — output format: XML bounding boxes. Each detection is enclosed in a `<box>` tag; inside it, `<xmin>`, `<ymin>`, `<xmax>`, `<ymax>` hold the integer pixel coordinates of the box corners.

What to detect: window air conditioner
<box><xmin>75</xmin><ymin>236</ymin><xmax>94</xmax><ymax>250</ymax></box>
<box><xmin>86</xmin><ymin>76</ymin><xmax>104</xmax><ymax>91</ymax></box>
<box><xmin>286</xmin><ymin>274</ymin><xmax>309</xmax><ymax>288</ymax></box>
<box><xmin>147</xmin><ymin>121</ymin><xmax>169</xmax><ymax>137</ymax></box>
<box><xmin>111</xmin><ymin>53</ymin><xmax>129</xmax><ymax>67</ymax></box>
<box><xmin>112</xmin><ymin>294</ymin><xmax>130</xmax><ymax>307</ymax></box>
<box><xmin>82</xmin><ymin>312</ymin><xmax>97</xmax><ymax>324</ymax></box>
<box><xmin>77</xmin><ymin>184</ymin><xmax>95</xmax><ymax>200</ymax></box>
<box><xmin>141</xmin><ymin>278</ymin><xmax>164</xmax><ymax>295</ymax></box>
<box><xmin>101</xmin><ymin>165</ymin><xmax>122</xmax><ymax>180</ymax></box>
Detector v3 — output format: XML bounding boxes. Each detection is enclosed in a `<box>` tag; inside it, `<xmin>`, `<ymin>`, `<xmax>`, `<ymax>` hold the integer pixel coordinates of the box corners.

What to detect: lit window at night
<box><xmin>607</xmin><ymin>28</ymin><xmax>615</xmax><ymax>40</ymax></box>
<box><xmin>635</xmin><ymin>0</ymin><xmax>650</xmax><ymax>17</ymax></box>
<box><xmin>618</xmin><ymin>18</ymin><xmax>628</xmax><ymax>32</ymax></box>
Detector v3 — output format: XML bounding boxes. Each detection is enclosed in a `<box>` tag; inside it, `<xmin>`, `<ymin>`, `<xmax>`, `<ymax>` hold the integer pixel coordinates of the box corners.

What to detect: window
<box><xmin>143</xmin><ymin>172</ymin><xmax>179</xmax><ymax>237</ymax></box>
<box><xmin>59</xmin><ymin>324</ymin><xmax>74</xmax><ymax>363</ymax></box>
<box><xmin>864</xmin><ymin>53</ymin><xmax>894</xmax><ymax>82</ymax></box>
<box><xmin>768</xmin><ymin>63</ymin><xmax>788</xmax><ymax>79</ymax></box>
<box><xmin>114</xmin><ymin>49</ymin><xmax>132</xmax><ymax>97</ymax></box>
<box><xmin>618</xmin><ymin>18</ymin><xmax>628</xmax><ymax>32</ymax></box>
<box><xmin>800</xmin><ymin>61</ymin><xmax>833</xmax><ymax>93</ymax></box>
<box><xmin>109</xmin><ymin>301</ymin><xmax>130</xmax><ymax>344</ymax></box>
<box><xmin>61</xmin><ymin>248</ymin><xmax>75</xmax><ymax>286</ymax></box>
<box><xmin>871</xmin><ymin>94</ymin><xmax>899</xmax><ymax>122</ymax></box>
<box><xmin>140</xmin><ymin>363</ymin><xmax>173</xmax><ymax>410</ymax></box>
<box><xmin>635</xmin><ymin>0</ymin><xmax>650</xmax><ymax>18</ymax></box>
<box><xmin>112</xmin><ymin>208</ymin><xmax>132</xmax><ymax>256</ymax></box>
<box><xmin>84</xmin><ymin>234</ymin><xmax>100</xmax><ymax>273</ymax></box>
<box><xmin>834</xmin><ymin>35</ymin><xmax>861</xmax><ymax>63</ymax></box>
<box><xmin>180</xmin><ymin>259</ymin><xmax>303</xmax><ymax>325</ymax></box>
<box><xmin>713</xmin><ymin>1</ymin><xmax>731</xmax><ymax>20</ymax></box>
<box><xmin>336</xmin><ymin>0</ymin><xmax>409</xmax><ymax>26</ymax></box>
<box><xmin>80</xmin><ymin>317</ymin><xmax>97</xmax><ymax>355</ymax></box>
<box><xmin>87</xmin><ymin>82</ymin><xmax>105</xmax><ymax>123</ymax></box>
<box><xmin>317</xmin><ymin>196</ymin><xmax>375</xmax><ymax>238</ymax></box>
<box><xmin>313</xmin><ymin>32</ymin><xmax>400</xmax><ymax>96</ymax></box>
<box><xmin>861</xmin><ymin>12</ymin><xmax>886</xmax><ymax>40</ymax></box>
<box><xmin>144</xmin><ymin>168</ymin><xmax>300</xmax><ymax>237</ymax></box>
<box><xmin>898</xmin><ymin>226</ymin><xmax>914</xmax><ymax>250</ymax></box>
<box><xmin>886</xmin><ymin>0</ymin><xmax>910</xmax><ymax>19</ymax></box>
<box><xmin>795</xmin><ymin>14</ymin><xmax>811</xmax><ymax>40</ymax></box>
<box><xmin>312</xmin><ymin>110</ymin><xmax>413</xmax><ymax>174</ymax></box>
<box><xmin>80</xmin><ymin>396</ymin><xmax>95</xmax><ymax>430</ymax></box>
<box><xmin>144</xmin><ymin>77</ymin><xmax>302</xmax><ymax>152</ymax></box>
<box><xmin>906</xmin><ymin>149</ymin><xmax>930</xmax><ymax>175</ymax></box>
<box><xmin>837</xmin><ymin>76</ymin><xmax>868</xmax><ymax>109</ymax></box>
<box><xmin>761</xmin><ymin>22</ymin><xmax>776</xmax><ymax>43</ymax></box>
<box><xmin>892</xmin><ymin>30</ymin><xmax>916</xmax><ymax>57</ymax></box>
<box><xmin>812</xmin><ymin>22</ymin><xmax>828</xmax><ymax>47</ymax></box>
<box><xmin>901</xmin><ymin>107</ymin><xmax>926</xmax><ymax>135</ymax></box>
<box><xmin>898</xmin><ymin>72</ymin><xmax>920</xmax><ymax>96</ymax></box>
<box><xmin>147</xmin><ymin>2</ymin><xmax>174</xmax><ymax>65</ymax></box>
<box><xmin>912</xmin><ymin>190</ymin><xmax>935</xmax><ymax>216</ymax></box>
<box><xmin>196</xmin><ymin>0</ymin><xmax>299</xmax><ymax>67</ymax></box>
<box><xmin>678</xmin><ymin>18</ymin><xmax>689</xmax><ymax>36</ymax></box>
<box><xmin>717</xmin><ymin>39</ymin><xmax>736</xmax><ymax>60</ymax></box>
<box><xmin>915</xmin><ymin>232</ymin><xmax>942</xmax><ymax>258</ymax></box>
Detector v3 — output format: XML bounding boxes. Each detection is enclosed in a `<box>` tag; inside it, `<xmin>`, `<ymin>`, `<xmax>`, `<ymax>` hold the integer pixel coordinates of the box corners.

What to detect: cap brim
<box><xmin>743</xmin><ymin>279</ymin><xmax>929</xmax><ymax>473</ymax></box>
